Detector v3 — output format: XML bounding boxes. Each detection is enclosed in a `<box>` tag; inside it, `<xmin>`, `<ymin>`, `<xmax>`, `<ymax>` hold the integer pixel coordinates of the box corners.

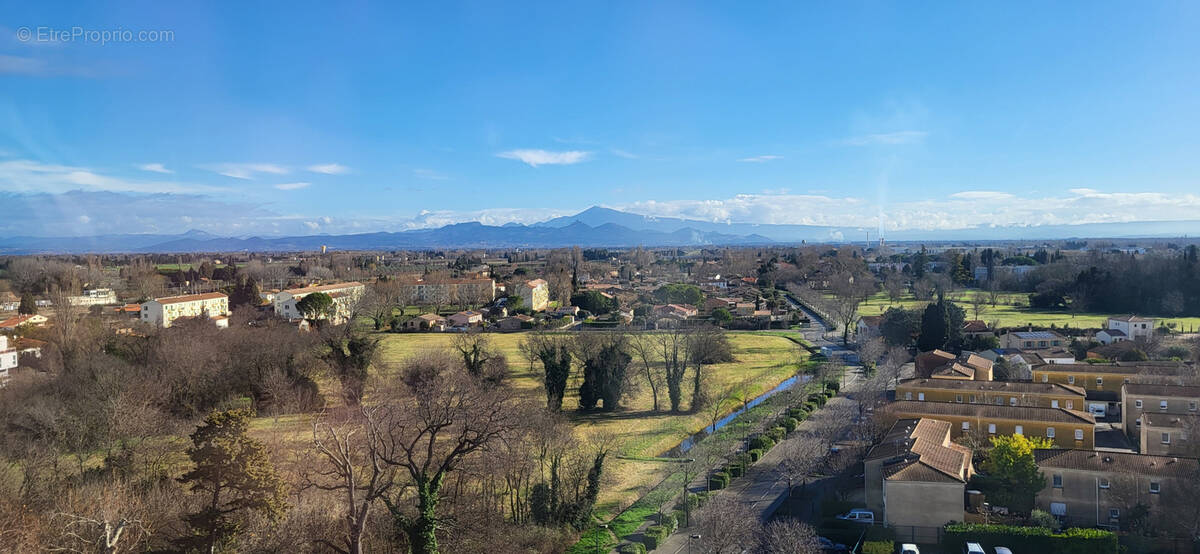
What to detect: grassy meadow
<box><xmin>856</xmin><ymin>291</ymin><xmax>1200</xmax><ymax>332</ymax></box>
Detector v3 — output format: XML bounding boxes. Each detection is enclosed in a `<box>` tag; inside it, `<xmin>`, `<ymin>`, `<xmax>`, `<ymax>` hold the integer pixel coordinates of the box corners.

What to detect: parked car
<box><xmin>965</xmin><ymin>543</ymin><xmax>986</xmax><ymax>554</ymax></box>
<box><xmin>901</xmin><ymin>544</ymin><xmax>920</xmax><ymax>554</ymax></box>
<box><xmin>835</xmin><ymin>509</ymin><xmax>875</xmax><ymax>524</ymax></box>
<box><xmin>817</xmin><ymin>536</ymin><xmax>848</xmax><ymax>552</ymax></box>
<box><xmin>994</xmin><ymin>548</ymin><xmax>1013</xmax><ymax>554</ymax></box>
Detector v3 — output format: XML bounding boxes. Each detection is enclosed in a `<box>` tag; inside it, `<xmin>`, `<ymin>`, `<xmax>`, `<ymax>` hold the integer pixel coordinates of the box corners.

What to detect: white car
<box><xmin>835</xmin><ymin>509</ymin><xmax>875</xmax><ymax>523</ymax></box>
<box><xmin>901</xmin><ymin>544</ymin><xmax>920</xmax><ymax>554</ymax></box>
<box><xmin>994</xmin><ymin>548</ymin><xmax>1013</xmax><ymax>554</ymax></box>
<box><xmin>965</xmin><ymin>543</ymin><xmax>986</xmax><ymax>554</ymax></box>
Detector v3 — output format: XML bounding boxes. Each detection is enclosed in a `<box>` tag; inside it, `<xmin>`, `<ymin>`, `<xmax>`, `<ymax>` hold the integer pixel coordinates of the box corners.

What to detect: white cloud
<box><xmin>306</xmin><ymin>163</ymin><xmax>350</xmax><ymax>175</ymax></box>
<box><xmin>136</xmin><ymin>163</ymin><xmax>173</xmax><ymax>174</ymax></box>
<box><xmin>610</xmin><ymin>149</ymin><xmax>639</xmax><ymax>159</ymax></box>
<box><xmin>497</xmin><ymin>149</ymin><xmax>590</xmax><ymax>167</ymax></box>
<box><xmin>202</xmin><ymin>162</ymin><xmax>289</xmax><ymax>179</ymax></box>
<box><xmin>948</xmin><ymin>191</ymin><xmax>1014</xmax><ymax>200</ymax></box>
<box><xmin>77</xmin><ymin>215</ymin><xmax>90</xmax><ymax>224</ymax></box>
<box><xmin>839</xmin><ymin>130</ymin><xmax>928</xmax><ymax>146</ymax></box>
<box><xmin>413</xmin><ymin>168</ymin><xmax>449</xmax><ymax>180</ymax></box>
<box><xmin>0</xmin><ymin>159</ymin><xmax>226</xmax><ymax>194</ymax></box>
<box><xmin>737</xmin><ymin>155</ymin><xmax>783</xmax><ymax>163</ymax></box>
<box><xmin>273</xmin><ymin>182</ymin><xmax>311</xmax><ymax>191</ymax></box>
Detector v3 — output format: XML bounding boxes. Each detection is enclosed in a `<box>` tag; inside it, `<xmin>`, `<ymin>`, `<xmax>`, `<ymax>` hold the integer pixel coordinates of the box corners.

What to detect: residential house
<box><xmin>887</xmin><ymin>400</ymin><xmax>1096</xmax><ymax>449</ymax></box>
<box><xmin>67</xmin><ymin>288</ymin><xmax>118</xmax><ymax>307</ymax></box>
<box><xmin>447</xmin><ymin>310</ymin><xmax>483</xmax><ymax>327</ymax></box>
<box><xmin>654</xmin><ymin>304</ymin><xmax>699</xmax><ymax>319</ymax></box>
<box><xmin>1140</xmin><ymin>413</ymin><xmax>1199</xmax><ymax>457</ymax></box>
<box><xmin>1107</xmin><ymin>315</ymin><xmax>1157</xmax><ymax>341</ymax></box>
<box><xmin>864</xmin><ymin>418</ymin><xmax>973</xmax><ymax>527</ymax></box>
<box><xmin>141</xmin><ymin>292</ymin><xmax>231</xmax><ymax>328</ymax></box>
<box><xmin>1022</xmin><ymin>347</ymin><xmax>1075</xmax><ymax>365</ymax></box>
<box><xmin>962</xmin><ymin>320</ymin><xmax>994</xmax><ymax>339</ymax></box>
<box><xmin>896</xmin><ymin>379</ymin><xmax>1086</xmax><ymax>410</ymax></box>
<box><xmin>1001</xmin><ymin>330</ymin><xmax>1067</xmax><ymax>350</ymax></box>
<box><xmin>496</xmin><ymin>314</ymin><xmax>534</xmax><ymax>331</ymax></box>
<box><xmin>1121</xmin><ymin>383</ymin><xmax>1200</xmax><ymax>440</ymax></box>
<box><xmin>0</xmin><ymin>313</ymin><xmax>48</xmax><ymax>331</ymax></box>
<box><xmin>921</xmin><ymin>352</ymin><xmax>994</xmax><ymax>381</ymax></box>
<box><xmin>858</xmin><ymin>315</ymin><xmax>884</xmax><ymax>340</ymax></box>
<box><xmin>1035</xmin><ymin>449</ymin><xmax>1196</xmax><ymax>531</ymax></box>
<box><xmin>733</xmin><ymin>302</ymin><xmax>756</xmax><ymax>316</ymax></box>
<box><xmin>701</xmin><ymin>296</ymin><xmax>738</xmax><ymax>314</ymax></box>
<box><xmin>916</xmin><ymin>350</ymin><xmax>957</xmax><ymax>376</ymax></box>
<box><xmin>1095</xmin><ymin>328</ymin><xmax>1127</xmax><ymax>346</ymax></box>
<box><xmin>273</xmin><ymin>282</ymin><xmax>365</xmax><ymax>323</ymax></box>
<box><xmin>404</xmin><ymin>313</ymin><xmax>446</xmax><ymax>332</ymax></box>
<box><xmin>516</xmin><ymin>279</ymin><xmax>549</xmax><ymax>312</ymax></box>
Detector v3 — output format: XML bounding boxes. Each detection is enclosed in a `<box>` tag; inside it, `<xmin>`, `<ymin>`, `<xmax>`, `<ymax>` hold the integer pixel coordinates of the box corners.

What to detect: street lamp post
<box><xmin>688</xmin><ymin>534</ymin><xmax>701</xmax><ymax>554</ymax></box>
<box><xmin>595</xmin><ymin>524</ymin><xmax>608</xmax><ymax>554</ymax></box>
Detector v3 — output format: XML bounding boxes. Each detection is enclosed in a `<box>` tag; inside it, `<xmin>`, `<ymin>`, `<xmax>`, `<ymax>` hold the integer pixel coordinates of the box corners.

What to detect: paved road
<box><xmin>655</xmin><ymin>301</ymin><xmax>867</xmax><ymax>553</ymax></box>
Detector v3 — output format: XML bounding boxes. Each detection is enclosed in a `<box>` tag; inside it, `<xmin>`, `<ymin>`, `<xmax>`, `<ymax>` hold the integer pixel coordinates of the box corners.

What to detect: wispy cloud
<box><xmin>273</xmin><ymin>182</ymin><xmax>311</xmax><ymax>191</ymax></box>
<box><xmin>0</xmin><ymin>159</ymin><xmax>225</xmax><ymax>194</ymax></box>
<box><xmin>610</xmin><ymin>148</ymin><xmax>639</xmax><ymax>159</ymax></box>
<box><xmin>136</xmin><ymin>163</ymin><xmax>173</xmax><ymax>174</ymax></box>
<box><xmin>306</xmin><ymin>163</ymin><xmax>349</xmax><ymax>175</ymax></box>
<box><xmin>0</xmin><ymin>54</ymin><xmax>102</xmax><ymax>78</ymax></box>
<box><xmin>737</xmin><ymin>155</ymin><xmax>783</xmax><ymax>163</ymax></box>
<box><xmin>839</xmin><ymin>130</ymin><xmax>928</xmax><ymax>146</ymax></box>
<box><xmin>497</xmin><ymin>149</ymin><xmax>591</xmax><ymax>167</ymax></box>
<box><xmin>202</xmin><ymin>162</ymin><xmax>289</xmax><ymax>179</ymax></box>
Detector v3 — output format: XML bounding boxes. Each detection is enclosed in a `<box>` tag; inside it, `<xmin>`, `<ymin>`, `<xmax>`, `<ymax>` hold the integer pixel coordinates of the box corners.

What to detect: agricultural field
<box><xmin>857</xmin><ymin>291</ymin><xmax>1200</xmax><ymax>332</ymax></box>
<box><xmin>373</xmin><ymin>331</ymin><xmax>806</xmax><ymax>516</ymax></box>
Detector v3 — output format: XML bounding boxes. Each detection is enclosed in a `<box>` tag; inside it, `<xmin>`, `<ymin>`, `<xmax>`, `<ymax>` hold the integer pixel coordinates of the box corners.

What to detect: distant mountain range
<box><xmin>1</xmin><ymin>206</ymin><xmax>1198</xmax><ymax>254</ymax></box>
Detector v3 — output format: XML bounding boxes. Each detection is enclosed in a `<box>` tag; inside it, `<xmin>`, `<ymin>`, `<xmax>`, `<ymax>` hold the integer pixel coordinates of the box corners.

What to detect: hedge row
<box><xmin>943</xmin><ymin>524</ymin><xmax>1117</xmax><ymax>554</ymax></box>
<box><xmin>617</xmin><ymin>543</ymin><xmax>647</xmax><ymax>554</ymax></box>
<box><xmin>642</xmin><ymin>525</ymin><xmax>670</xmax><ymax>551</ymax></box>
<box><xmin>862</xmin><ymin>541</ymin><xmax>894</xmax><ymax>554</ymax></box>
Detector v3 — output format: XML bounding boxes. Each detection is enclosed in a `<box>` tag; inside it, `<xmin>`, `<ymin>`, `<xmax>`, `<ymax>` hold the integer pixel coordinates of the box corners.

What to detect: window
<box><xmin>956</xmin><ymin>394</ymin><xmax>963</xmax><ymax>403</ymax></box>
<box><xmin>1191</xmin><ymin>401</ymin><xmax>1197</xmax><ymax>412</ymax></box>
<box><xmin>1051</xmin><ymin>400</ymin><xmax>1060</xmax><ymax>408</ymax></box>
<box><xmin>1042</xmin><ymin>374</ymin><xmax>1049</xmax><ymax>383</ymax></box>
<box><xmin>1161</xmin><ymin>400</ymin><xmax>1169</xmax><ymax>411</ymax></box>
<box><xmin>1052</xmin><ymin>474</ymin><xmax>1063</xmax><ymax>488</ymax></box>
<box><xmin>1135</xmin><ymin>399</ymin><xmax>1143</xmax><ymax>409</ymax></box>
<box><xmin>1096</xmin><ymin>377</ymin><xmax>1103</xmax><ymax>386</ymax></box>
<box><xmin>1162</xmin><ymin>432</ymin><xmax>1171</xmax><ymax>444</ymax></box>
<box><xmin>1075</xmin><ymin>429</ymin><xmax>1084</xmax><ymax>441</ymax></box>
<box><xmin>1067</xmin><ymin>400</ymin><xmax>1074</xmax><ymax>409</ymax></box>
<box><xmin>918</xmin><ymin>393</ymin><xmax>925</xmax><ymax>401</ymax></box>
<box><xmin>1047</xmin><ymin>427</ymin><xmax>1056</xmax><ymax>438</ymax></box>
<box><xmin>905</xmin><ymin>392</ymin><xmax>912</xmax><ymax>400</ymax></box>
<box><xmin>1099</xmin><ymin>478</ymin><xmax>1110</xmax><ymax>489</ymax></box>
<box><xmin>988</xmin><ymin>423</ymin><xmax>996</xmax><ymax>434</ymax></box>
<box><xmin>969</xmin><ymin>394</ymin><xmax>977</xmax><ymax>403</ymax></box>
<box><xmin>1136</xmin><ymin>417</ymin><xmax>1141</xmax><ymax>426</ymax></box>
<box><xmin>995</xmin><ymin>397</ymin><xmax>1003</xmax><ymax>405</ymax></box>
<box><xmin>1015</xmin><ymin>425</ymin><xmax>1024</xmax><ymax>435</ymax></box>
<box><xmin>1050</xmin><ymin>502</ymin><xmax>1067</xmax><ymax>516</ymax></box>
<box><xmin>1067</xmin><ymin>375</ymin><xmax>1075</xmax><ymax>384</ymax></box>
<box><xmin>1109</xmin><ymin>508</ymin><xmax>1120</xmax><ymax>520</ymax></box>
<box><xmin>962</xmin><ymin>421</ymin><xmax>970</xmax><ymax>430</ymax></box>
<box><xmin>1010</xmin><ymin>397</ymin><xmax>1017</xmax><ymax>406</ymax></box>
<box><xmin>1150</xmin><ymin>482</ymin><xmax>1161</xmax><ymax>494</ymax></box>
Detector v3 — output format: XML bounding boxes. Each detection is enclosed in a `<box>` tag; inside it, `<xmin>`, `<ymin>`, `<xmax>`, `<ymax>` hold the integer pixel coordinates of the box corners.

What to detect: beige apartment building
<box><xmin>896</xmin><ymin>379</ymin><xmax>1086</xmax><ymax>410</ymax></box>
<box><xmin>1035</xmin><ymin>449</ymin><xmax>1196</xmax><ymax>533</ymax></box>
<box><xmin>888</xmin><ymin>400</ymin><xmax>1096</xmax><ymax>449</ymax></box>
<box><xmin>397</xmin><ymin>277</ymin><xmax>495</xmax><ymax>307</ymax></box>
<box><xmin>864</xmin><ymin>418</ymin><xmax>973</xmax><ymax>528</ymax></box>
<box><xmin>1139</xmin><ymin>413</ymin><xmax>1199</xmax><ymax>457</ymax></box>
<box><xmin>273</xmin><ymin>282</ymin><xmax>365</xmax><ymax>323</ymax></box>
<box><xmin>1121</xmin><ymin>383</ymin><xmax>1200</xmax><ymax>441</ymax></box>
<box><xmin>516</xmin><ymin>278</ymin><xmax>549</xmax><ymax>312</ymax></box>
<box><xmin>141</xmin><ymin>292</ymin><xmax>231</xmax><ymax>328</ymax></box>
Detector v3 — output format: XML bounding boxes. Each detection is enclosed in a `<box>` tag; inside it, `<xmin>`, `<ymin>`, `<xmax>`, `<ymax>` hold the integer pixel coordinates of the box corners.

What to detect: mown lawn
<box><xmin>857</xmin><ymin>291</ymin><xmax>1200</xmax><ymax>332</ymax></box>
<box><xmin>373</xmin><ymin>331</ymin><xmax>805</xmax><ymax>516</ymax></box>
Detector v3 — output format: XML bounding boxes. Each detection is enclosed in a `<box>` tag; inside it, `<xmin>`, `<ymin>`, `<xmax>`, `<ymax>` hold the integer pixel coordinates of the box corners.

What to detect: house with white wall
<box><xmin>273</xmin><ymin>282</ymin><xmax>365</xmax><ymax>323</ymax></box>
<box><xmin>1106</xmin><ymin>315</ymin><xmax>1156</xmax><ymax>341</ymax></box>
<box><xmin>141</xmin><ymin>292</ymin><xmax>231</xmax><ymax>328</ymax></box>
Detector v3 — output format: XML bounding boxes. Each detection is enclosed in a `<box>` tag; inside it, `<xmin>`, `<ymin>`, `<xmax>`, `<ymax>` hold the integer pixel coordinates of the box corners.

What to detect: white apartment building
<box><xmin>68</xmin><ymin>288</ymin><xmax>119</xmax><ymax>307</ymax></box>
<box><xmin>0</xmin><ymin>335</ymin><xmax>17</xmax><ymax>386</ymax></box>
<box><xmin>396</xmin><ymin>278</ymin><xmax>495</xmax><ymax>306</ymax></box>
<box><xmin>141</xmin><ymin>292</ymin><xmax>231</xmax><ymax>328</ymax></box>
<box><xmin>273</xmin><ymin>282</ymin><xmax>365</xmax><ymax>322</ymax></box>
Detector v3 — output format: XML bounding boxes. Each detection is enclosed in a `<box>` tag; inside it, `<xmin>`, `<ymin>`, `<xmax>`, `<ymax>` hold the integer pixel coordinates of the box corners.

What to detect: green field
<box><xmin>373</xmin><ymin>331</ymin><xmax>805</xmax><ymax>516</ymax></box>
<box><xmin>856</xmin><ymin>291</ymin><xmax>1200</xmax><ymax>331</ymax></box>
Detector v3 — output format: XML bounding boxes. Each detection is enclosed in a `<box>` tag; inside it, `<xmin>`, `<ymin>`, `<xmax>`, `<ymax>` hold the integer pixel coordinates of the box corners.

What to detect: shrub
<box><xmin>826</xmin><ymin>380</ymin><xmax>841</xmax><ymax>392</ymax></box>
<box><xmin>708</xmin><ymin>471</ymin><xmax>729</xmax><ymax>490</ymax></box>
<box><xmin>618</xmin><ymin>543</ymin><xmax>647</xmax><ymax>554</ymax></box>
<box><xmin>658</xmin><ymin>511</ymin><xmax>678</xmax><ymax>533</ymax></box>
<box><xmin>727</xmin><ymin>462</ymin><xmax>744</xmax><ymax>478</ymax></box>
<box><xmin>767</xmin><ymin>426</ymin><xmax>787</xmax><ymax>442</ymax></box>
<box><xmin>807</xmin><ymin>394</ymin><xmax>827</xmax><ymax>407</ymax></box>
<box><xmin>824</xmin><ymin>388</ymin><xmax>836</xmax><ymax>398</ymax></box>
<box><xmin>803</xmin><ymin>401</ymin><xmax>818</xmax><ymax>412</ymax></box>
<box><xmin>748</xmin><ymin>448</ymin><xmax>763</xmax><ymax>462</ymax></box>
<box><xmin>780</xmin><ymin>417</ymin><xmax>799</xmax><ymax>433</ymax></box>
<box><xmin>787</xmin><ymin>407</ymin><xmax>806</xmax><ymax>419</ymax></box>
<box><xmin>642</xmin><ymin>525</ymin><xmax>669</xmax><ymax>550</ymax></box>
<box><xmin>748</xmin><ymin>435</ymin><xmax>776</xmax><ymax>451</ymax></box>
<box><xmin>943</xmin><ymin>523</ymin><xmax>1117</xmax><ymax>554</ymax></box>
<box><xmin>862</xmin><ymin>540</ymin><xmax>894</xmax><ymax>554</ymax></box>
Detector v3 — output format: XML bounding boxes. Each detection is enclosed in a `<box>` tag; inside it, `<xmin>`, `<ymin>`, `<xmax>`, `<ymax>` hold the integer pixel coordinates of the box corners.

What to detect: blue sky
<box><xmin>2</xmin><ymin>2</ymin><xmax>1199</xmax><ymax>237</ymax></box>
